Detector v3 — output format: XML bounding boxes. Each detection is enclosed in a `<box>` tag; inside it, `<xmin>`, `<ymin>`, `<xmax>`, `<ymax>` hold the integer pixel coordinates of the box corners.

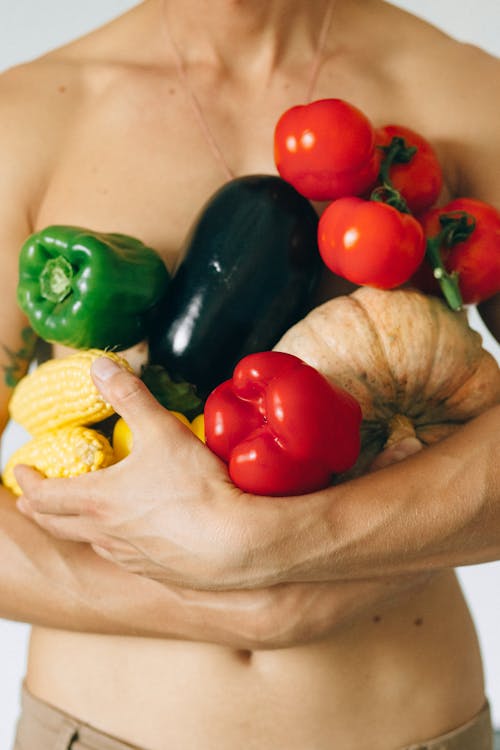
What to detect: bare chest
<box><xmin>33</xmin><ymin>61</ymin><xmax>456</xmax><ymax>279</ymax></box>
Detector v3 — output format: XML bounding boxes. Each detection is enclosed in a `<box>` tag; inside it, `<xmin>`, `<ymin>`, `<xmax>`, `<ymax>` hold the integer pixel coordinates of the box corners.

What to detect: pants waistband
<box><xmin>15</xmin><ymin>683</ymin><xmax>145</xmax><ymax>750</ymax></box>
<box><xmin>14</xmin><ymin>682</ymin><xmax>493</xmax><ymax>750</ymax></box>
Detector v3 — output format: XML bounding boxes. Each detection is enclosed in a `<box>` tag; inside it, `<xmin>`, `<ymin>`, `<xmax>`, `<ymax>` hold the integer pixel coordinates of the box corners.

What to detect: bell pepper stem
<box><xmin>39</xmin><ymin>256</ymin><xmax>74</xmax><ymax>303</ymax></box>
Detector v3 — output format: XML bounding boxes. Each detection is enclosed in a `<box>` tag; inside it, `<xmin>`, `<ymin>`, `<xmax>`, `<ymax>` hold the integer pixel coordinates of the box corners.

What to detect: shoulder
<box><xmin>370</xmin><ymin>2</ymin><xmax>499</xmax><ymax>106</ymax></box>
<box><xmin>375</xmin><ymin>3</ymin><xmax>500</xmax><ymax>201</ymax></box>
<box><xmin>0</xmin><ymin>3</ymin><xmax>149</xmax><ymax>218</ymax></box>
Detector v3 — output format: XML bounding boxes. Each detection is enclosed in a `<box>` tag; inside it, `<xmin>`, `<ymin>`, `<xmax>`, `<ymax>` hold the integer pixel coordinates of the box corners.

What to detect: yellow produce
<box><xmin>9</xmin><ymin>349</ymin><xmax>133</xmax><ymax>436</ymax></box>
<box><xmin>112</xmin><ymin>412</ymin><xmax>205</xmax><ymax>460</ymax></box>
<box><xmin>2</xmin><ymin>426</ymin><xmax>115</xmax><ymax>496</ymax></box>
<box><xmin>190</xmin><ymin>414</ymin><xmax>205</xmax><ymax>442</ymax></box>
<box><xmin>170</xmin><ymin>411</ymin><xmax>191</xmax><ymax>428</ymax></box>
<box><xmin>112</xmin><ymin>417</ymin><xmax>134</xmax><ymax>462</ymax></box>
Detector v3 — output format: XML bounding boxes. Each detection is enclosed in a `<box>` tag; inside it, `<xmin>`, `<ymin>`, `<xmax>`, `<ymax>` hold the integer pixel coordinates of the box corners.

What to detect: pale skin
<box><xmin>1</xmin><ymin>0</ymin><xmax>499</xmax><ymax>747</ymax></box>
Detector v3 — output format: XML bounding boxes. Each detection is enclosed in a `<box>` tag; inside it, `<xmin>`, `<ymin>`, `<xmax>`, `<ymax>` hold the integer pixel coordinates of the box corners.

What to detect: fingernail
<box><xmin>92</xmin><ymin>356</ymin><xmax>123</xmax><ymax>381</ymax></box>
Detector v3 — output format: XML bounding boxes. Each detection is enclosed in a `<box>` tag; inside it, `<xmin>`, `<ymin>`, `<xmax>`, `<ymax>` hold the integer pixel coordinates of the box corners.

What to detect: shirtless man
<box><xmin>1</xmin><ymin>1</ymin><xmax>499</xmax><ymax>748</ymax></box>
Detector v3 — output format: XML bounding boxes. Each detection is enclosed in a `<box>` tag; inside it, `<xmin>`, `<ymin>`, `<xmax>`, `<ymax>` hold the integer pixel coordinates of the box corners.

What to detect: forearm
<box><xmin>0</xmin><ymin>486</ymin><xmax>270</xmax><ymax>645</ymax></box>
<box><xmin>238</xmin><ymin>405</ymin><xmax>500</xmax><ymax>587</ymax></box>
<box><xmin>0</xmin><ymin>485</ymin><xmax>182</xmax><ymax>636</ymax></box>
<box><xmin>2</xmin><ymin>486</ymin><xmax>426</xmax><ymax>650</ymax></box>
<box><xmin>0</xmin><ymin>486</ymin><xmax>336</xmax><ymax>649</ymax></box>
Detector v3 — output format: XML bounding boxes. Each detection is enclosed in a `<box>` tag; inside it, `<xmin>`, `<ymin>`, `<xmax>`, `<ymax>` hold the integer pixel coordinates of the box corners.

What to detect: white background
<box><xmin>0</xmin><ymin>1</ymin><xmax>499</xmax><ymax>747</ymax></box>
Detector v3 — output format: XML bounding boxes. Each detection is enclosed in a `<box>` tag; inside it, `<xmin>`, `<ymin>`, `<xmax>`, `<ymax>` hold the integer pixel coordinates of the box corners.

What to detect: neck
<box><xmin>160</xmin><ymin>0</ymin><xmax>335</xmax><ymax>75</ymax></box>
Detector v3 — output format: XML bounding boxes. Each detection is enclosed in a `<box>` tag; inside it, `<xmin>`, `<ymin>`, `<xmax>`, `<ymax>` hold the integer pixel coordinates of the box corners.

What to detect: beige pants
<box><xmin>13</xmin><ymin>684</ymin><xmax>494</xmax><ymax>750</ymax></box>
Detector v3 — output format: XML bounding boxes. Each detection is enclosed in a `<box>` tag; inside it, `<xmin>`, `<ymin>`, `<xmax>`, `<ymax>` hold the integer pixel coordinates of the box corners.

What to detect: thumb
<box><xmin>91</xmin><ymin>356</ymin><xmax>166</xmax><ymax>431</ymax></box>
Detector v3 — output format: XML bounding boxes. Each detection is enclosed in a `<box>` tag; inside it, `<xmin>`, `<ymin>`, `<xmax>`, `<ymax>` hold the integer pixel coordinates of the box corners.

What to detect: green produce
<box><xmin>17</xmin><ymin>225</ymin><xmax>170</xmax><ymax>350</ymax></box>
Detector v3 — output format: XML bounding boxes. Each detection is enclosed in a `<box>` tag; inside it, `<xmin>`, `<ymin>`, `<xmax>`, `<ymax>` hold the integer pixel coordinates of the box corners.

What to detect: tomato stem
<box><xmin>425</xmin><ymin>237</ymin><xmax>463</xmax><ymax>311</ymax></box>
<box><xmin>370</xmin><ymin>184</ymin><xmax>409</xmax><ymax>213</ymax></box>
<box><xmin>437</xmin><ymin>211</ymin><xmax>476</xmax><ymax>245</ymax></box>
<box><xmin>370</xmin><ymin>136</ymin><xmax>417</xmax><ymax>214</ymax></box>
<box><xmin>425</xmin><ymin>210</ymin><xmax>476</xmax><ymax>310</ymax></box>
<box><xmin>378</xmin><ymin>136</ymin><xmax>417</xmax><ymax>184</ymax></box>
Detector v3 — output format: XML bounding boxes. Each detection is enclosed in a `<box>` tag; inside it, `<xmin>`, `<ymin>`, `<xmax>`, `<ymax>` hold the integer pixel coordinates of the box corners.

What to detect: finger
<box><xmin>369</xmin><ymin>437</ymin><xmax>423</xmax><ymax>471</ymax></box>
<box><xmin>17</xmin><ymin>505</ymin><xmax>96</xmax><ymax>542</ymax></box>
<box><xmin>14</xmin><ymin>464</ymin><xmax>98</xmax><ymax>516</ymax></box>
<box><xmin>91</xmin><ymin>357</ymin><xmax>176</xmax><ymax>435</ymax></box>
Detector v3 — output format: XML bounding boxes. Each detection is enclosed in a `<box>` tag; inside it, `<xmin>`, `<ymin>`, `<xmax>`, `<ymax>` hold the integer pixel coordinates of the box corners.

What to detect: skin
<box><xmin>1</xmin><ymin>0</ymin><xmax>499</xmax><ymax>747</ymax></box>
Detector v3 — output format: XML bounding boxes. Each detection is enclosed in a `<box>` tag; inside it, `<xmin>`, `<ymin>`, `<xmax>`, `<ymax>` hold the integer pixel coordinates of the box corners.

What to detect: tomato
<box><xmin>318</xmin><ymin>197</ymin><xmax>426</xmax><ymax>289</ymax></box>
<box><xmin>274</xmin><ymin>98</ymin><xmax>379</xmax><ymax>201</ymax></box>
<box><xmin>413</xmin><ymin>198</ymin><xmax>500</xmax><ymax>304</ymax></box>
<box><xmin>374</xmin><ymin>125</ymin><xmax>443</xmax><ymax>215</ymax></box>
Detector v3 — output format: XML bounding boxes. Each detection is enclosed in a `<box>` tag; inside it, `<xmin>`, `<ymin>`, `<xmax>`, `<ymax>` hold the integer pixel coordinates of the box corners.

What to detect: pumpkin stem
<box><xmin>385</xmin><ymin>414</ymin><xmax>417</xmax><ymax>448</ymax></box>
<box><xmin>370</xmin><ymin>414</ymin><xmax>423</xmax><ymax>471</ymax></box>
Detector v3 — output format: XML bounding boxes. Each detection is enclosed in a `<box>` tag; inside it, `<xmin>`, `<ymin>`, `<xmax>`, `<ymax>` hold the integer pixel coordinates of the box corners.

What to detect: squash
<box><xmin>274</xmin><ymin>287</ymin><xmax>500</xmax><ymax>477</ymax></box>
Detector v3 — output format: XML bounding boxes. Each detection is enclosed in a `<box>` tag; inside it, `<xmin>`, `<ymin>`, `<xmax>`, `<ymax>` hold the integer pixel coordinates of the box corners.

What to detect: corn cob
<box><xmin>9</xmin><ymin>349</ymin><xmax>132</xmax><ymax>436</ymax></box>
<box><xmin>2</xmin><ymin>425</ymin><xmax>115</xmax><ymax>496</ymax></box>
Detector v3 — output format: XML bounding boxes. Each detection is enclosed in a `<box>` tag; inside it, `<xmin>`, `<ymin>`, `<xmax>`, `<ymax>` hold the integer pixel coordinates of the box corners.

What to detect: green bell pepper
<box><xmin>17</xmin><ymin>225</ymin><xmax>170</xmax><ymax>350</ymax></box>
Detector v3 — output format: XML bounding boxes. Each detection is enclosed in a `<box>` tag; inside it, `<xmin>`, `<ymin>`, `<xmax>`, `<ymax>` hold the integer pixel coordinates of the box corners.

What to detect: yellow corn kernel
<box><xmin>9</xmin><ymin>349</ymin><xmax>132</xmax><ymax>436</ymax></box>
<box><xmin>2</xmin><ymin>425</ymin><xmax>115</xmax><ymax>496</ymax></box>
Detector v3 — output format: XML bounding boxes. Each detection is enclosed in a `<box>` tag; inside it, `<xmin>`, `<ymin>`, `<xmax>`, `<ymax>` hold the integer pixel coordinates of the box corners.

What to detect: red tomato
<box><xmin>274</xmin><ymin>98</ymin><xmax>379</xmax><ymax>201</ymax></box>
<box><xmin>318</xmin><ymin>197</ymin><xmax>426</xmax><ymax>289</ymax></box>
<box><xmin>374</xmin><ymin>125</ymin><xmax>443</xmax><ymax>215</ymax></box>
<box><xmin>413</xmin><ymin>198</ymin><xmax>500</xmax><ymax>304</ymax></box>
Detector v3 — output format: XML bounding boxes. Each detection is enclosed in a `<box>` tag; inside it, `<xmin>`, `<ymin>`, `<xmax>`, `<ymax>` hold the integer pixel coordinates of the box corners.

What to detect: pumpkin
<box><xmin>274</xmin><ymin>287</ymin><xmax>500</xmax><ymax>477</ymax></box>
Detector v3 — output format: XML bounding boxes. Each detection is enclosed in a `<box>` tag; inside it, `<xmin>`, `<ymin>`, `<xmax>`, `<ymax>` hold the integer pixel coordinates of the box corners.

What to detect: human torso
<box><xmin>15</xmin><ymin>0</ymin><xmax>492</xmax><ymax>746</ymax></box>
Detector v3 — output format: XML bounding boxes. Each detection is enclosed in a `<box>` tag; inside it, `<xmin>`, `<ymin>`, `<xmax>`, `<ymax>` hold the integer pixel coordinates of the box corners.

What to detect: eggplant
<box><xmin>148</xmin><ymin>175</ymin><xmax>321</xmax><ymax>398</ymax></box>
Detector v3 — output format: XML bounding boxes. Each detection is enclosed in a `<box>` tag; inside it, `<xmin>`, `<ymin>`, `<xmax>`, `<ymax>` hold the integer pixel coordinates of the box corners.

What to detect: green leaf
<box><xmin>140</xmin><ymin>364</ymin><xmax>203</xmax><ymax>420</ymax></box>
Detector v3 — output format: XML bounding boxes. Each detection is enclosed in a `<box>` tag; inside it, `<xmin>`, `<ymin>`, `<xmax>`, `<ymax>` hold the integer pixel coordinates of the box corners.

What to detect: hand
<box><xmin>15</xmin><ymin>357</ymin><xmax>252</xmax><ymax>590</ymax></box>
<box><xmin>15</xmin><ymin>358</ymin><xmax>500</xmax><ymax>592</ymax></box>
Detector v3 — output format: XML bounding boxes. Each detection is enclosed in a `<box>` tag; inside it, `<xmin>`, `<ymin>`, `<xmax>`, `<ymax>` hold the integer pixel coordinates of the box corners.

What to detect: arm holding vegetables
<box><xmin>0</xmin><ymin>343</ymin><xmax>411</xmax><ymax>648</ymax></box>
<box><xmin>7</xmin><ymin>477</ymin><xmax>408</xmax><ymax>648</ymax></box>
<box><xmin>16</xmin><ymin>358</ymin><xmax>500</xmax><ymax>591</ymax></box>
<box><xmin>0</xmin><ymin>297</ymin><xmax>420</xmax><ymax>649</ymax></box>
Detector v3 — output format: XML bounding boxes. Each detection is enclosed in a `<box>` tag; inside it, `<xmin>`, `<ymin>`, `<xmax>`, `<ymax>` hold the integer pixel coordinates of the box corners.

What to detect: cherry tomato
<box><xmin>318</xmin><ymin>197</ymin><xmax>426</xmax><ymax>289</ymax></box>
<box><xmin>274</xmin><ymin>98</ymin><xmax>379</xmax><ymax>201</ymax></box>
<box><xmin>374</xmin><ymin>125</ymin><xmax>443</xmax><ymax>215</ymax></box>
<box><xmin>413</xmin><ymin>198</ymin><xmax>500</xmax><ymax>304</ymax></box>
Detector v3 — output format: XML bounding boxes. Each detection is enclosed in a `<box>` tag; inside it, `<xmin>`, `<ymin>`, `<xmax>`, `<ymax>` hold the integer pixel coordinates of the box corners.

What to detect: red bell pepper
<box><xmin>204</xmin><ymin>351</ymin><xmax>362</xmax><ymax>496</ymax></box>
